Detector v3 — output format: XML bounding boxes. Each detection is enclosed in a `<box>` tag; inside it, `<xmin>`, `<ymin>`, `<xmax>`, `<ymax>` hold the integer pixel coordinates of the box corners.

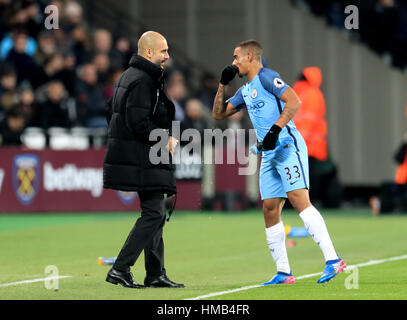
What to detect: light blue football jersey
<box><xmin>227</xmin><ymin>67</ymin><xmax>304</xmax><ymax>161</ymax></box>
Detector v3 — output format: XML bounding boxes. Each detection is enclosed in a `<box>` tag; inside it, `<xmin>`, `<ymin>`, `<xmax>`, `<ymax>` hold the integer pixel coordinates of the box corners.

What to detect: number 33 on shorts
<box><xmin>284</xmin><ymin>166</ymin><xmax>301</xmax><ymax>181</ymax></box>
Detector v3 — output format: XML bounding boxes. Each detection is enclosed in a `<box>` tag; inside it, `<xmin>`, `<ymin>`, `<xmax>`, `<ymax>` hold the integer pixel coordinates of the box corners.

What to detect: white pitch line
<box><xmin>186</xmin><ymin>254</ymin><xmax>407</xmax><ymax>300</ymax></box>
<box><xmin>0</xmin><ymin>275</ymin><xmax>72</xmax><ymax>288</ymax></box>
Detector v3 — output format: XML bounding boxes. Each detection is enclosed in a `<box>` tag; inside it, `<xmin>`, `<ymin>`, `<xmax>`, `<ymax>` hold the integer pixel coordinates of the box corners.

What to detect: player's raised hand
<box><xmin>220</xmin><ymin>65</ymin><xmax>238</xmax><ymax>85</ymax></box>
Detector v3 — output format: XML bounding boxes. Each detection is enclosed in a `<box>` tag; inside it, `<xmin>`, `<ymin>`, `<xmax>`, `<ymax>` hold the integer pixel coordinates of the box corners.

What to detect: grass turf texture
<box><xmin>0</xmin><ymin>209</ymin><xmax>406</xmax><ymax>300</ymax></box>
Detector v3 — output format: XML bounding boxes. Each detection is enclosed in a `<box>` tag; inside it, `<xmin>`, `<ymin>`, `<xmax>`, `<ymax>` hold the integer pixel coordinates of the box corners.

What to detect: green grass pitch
<box><xmin>0</xmin><ymin>209</ymin><xmax>406</xmax><ymax>300</ymax></box>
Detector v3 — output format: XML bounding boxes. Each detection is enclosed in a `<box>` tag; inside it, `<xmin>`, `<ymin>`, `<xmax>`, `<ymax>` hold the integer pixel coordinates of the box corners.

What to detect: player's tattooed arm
<box><xmin>213</xmin><ymin>84</ymin><xmax>226</xmax><ymax>117</ymax></box>
<box><xmin>275</xmin><ymin>87</ymin><xmax>302</xmax><ymax>128</ymax></box>
<box><xmin>212</xmin><ymin>85</ymin><xmax>237</xmax><ymax>120</ymax></box>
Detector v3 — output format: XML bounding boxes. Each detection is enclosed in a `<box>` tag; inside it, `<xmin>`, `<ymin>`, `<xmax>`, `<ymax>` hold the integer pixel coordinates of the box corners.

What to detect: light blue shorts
<box><xmin>259</xmin><ymin>135</ymin><xmax>309</xmax><ymax>200</ymax></box>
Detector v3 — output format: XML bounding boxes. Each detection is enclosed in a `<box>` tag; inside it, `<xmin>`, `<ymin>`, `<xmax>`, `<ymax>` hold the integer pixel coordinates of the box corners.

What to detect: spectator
<box><xmin>180</xmin><ymin>98</ymin><xmax>208</xmax><ymax>146</ymax></box>
<box><xmin>394</xmin><ymin>132</ymin><xmax>407</xmax><ymax>185</ymax></box>
<box><xmin>88</xmin><ymin>28</ymin><xmax>123</xmax><ymax>67</ymax></box>
<box><xmin>293</xmin><ymin>67</ymin><xmax>328</xmax><ymax>162</ymax></box>
<box><xmin>34</xmin><ymin>30</ymin><xmax>57</xmax><ymax>66</ymax></box>
<box><xmin>114</xmin><ymin>36</ymin><xmax>133</xmax><ymax>69</ymax></box>
<box><xmin>0</xmin><ymin>0</ymin><xmax>240</xmax><ymax>151</ymax></box>
<box><xmin>93</xmin><ymin>29</ymin><xmax>112</xmax><ymax>55</ymax></box>
<box><xmin>166</xmin><ymin>69</ymin><xmax>187</xmax><ymax>121</ymax></box>
<box><xmin>48</xmin><ymin>0</ymin><xmax>63</xmax><ymax>16</ymax></box>
<box><xmin>75</xmin><ymin>63</ymin><xmax>106</xmax><ymax>128</ymax></box>
<box><xmin>31</xmin><ymin>80</ymin><xmax>71</xmax><ymax>129</ymax></box>
<box><xmin>92</xmin><ymin>52</ymin><xmax>110</xmax><ymax>86</ymax></box>
<box><xmin>0</xmin><ymin>106</ymin><xmax>26</xmax><ymax>146</ymax></box>
<box><xmin>5</xmin><ymin>31</ymin><xmax>38</xmax><ymax>84</ymax></box>
<box><xmin>0</xmin><ymin>64</ymin><xmax>18</xmax><ymax>116</ymax></box>
<box><xmin>33</xmin><ymin>51</ymin><xmax>65</xmax><ymax>88</ymax></box>
<box><xmin>53</xmin><ymin>28</ymin><xmax>72</xmax><ymax>54</ymax></box>
<box><xmin>293</xmin><ymin>66</ymin><xmax>342</xmax><ymax>208</ymax></box>
<box><xmin>0</xmin><ymin>24</ymin><xmax>37</xmax><ymax>60</ymax></box>
<box><xmin>104</xmin><ymin>67</ymin><xmax>123</xmax><ymax>101</ymax></box>
<box><xmin>62</xmin><ymin>1</ymin><xmax>84</xmax><ymax>32</ymax></box>
<box><xmin>57</xmin><ymin>52</ymin><xmax>78</xmax><ymax>96</ymax></box>
<box><xmin>17</xmin><ymin>81</ymin><xmax>36</xmax><ymax>125</ymax></box>
<box><xmin>196</xmin><ymin>73</ymin><xmax>219</xmax><ymax>110</ymax></box>
<box><xmin>16</xmin><ymin>0</ymin><xmax>44</xmax><ymax>39</ymax></box>
<box><xmin>70</xmin><ymin>25</ymin><xmax>90</xmax><ymax>65</ymax></box>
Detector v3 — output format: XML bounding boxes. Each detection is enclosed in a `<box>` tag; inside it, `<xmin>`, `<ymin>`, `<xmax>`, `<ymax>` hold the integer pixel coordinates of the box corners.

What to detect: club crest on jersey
<box><xmin>274</xmin><ymin>78</ymin><xmax>285</xmax><ymax>88</ymax></box>
<box><xmin>12</xmin><ymin>154</ymin><xmax>41</xmax><ymax>205</ymax></box>
<box><xmin>251</xmin><ymin>89</ymin><xmax>257</xmax><ymax>98</ymax></box>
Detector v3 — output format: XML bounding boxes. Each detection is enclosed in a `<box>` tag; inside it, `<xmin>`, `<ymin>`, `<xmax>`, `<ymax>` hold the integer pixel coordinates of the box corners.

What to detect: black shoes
<box><xmin>106</xmin><ymin>268</ymin><xmax>184</xmax><ymax>289</ymax></box>
<box><xmin>106</xmin><ymin>268</ymin><xmax>146</xmax><ymax>289</ymax></box>
<box><xmin>144</xmin><ymin>274</ymin><xmax>185</xmax><ymax>288</ymax></box>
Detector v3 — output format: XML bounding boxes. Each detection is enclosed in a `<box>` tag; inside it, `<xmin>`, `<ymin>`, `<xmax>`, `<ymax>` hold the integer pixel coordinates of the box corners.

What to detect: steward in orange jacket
<box><xmin>293</xmin><ymin>66</ymin><xmax>327</xmax><ymax>161</ymax></box>
<box><xmin>394</xmin><ymin>135</ymin><xmax>407</xmax><ymax>184</ymax></box>
<box><xmin>292</xmin><ymin>67</ymin><xmax>342</xmax><ymax>208</ymax></box>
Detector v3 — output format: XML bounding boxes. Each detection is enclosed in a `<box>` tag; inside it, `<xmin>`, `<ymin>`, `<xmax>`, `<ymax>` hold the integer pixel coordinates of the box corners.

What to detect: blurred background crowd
<box><xmin>2</xmin><ymin>0</ymin><xmax>407</xmax><ymax>148</ymax></box>
<box><xmin>292</xmin><ymin>0</ymin><xmax>407</xmax><ymax>69</ymax></box>
<box><xmin>1</xmin><ymin>0</ymin><xmax>407</xmax><ymax>212</ymax></box>
<box><xmin>0</xmin><ymin>0</ymin><xmax>244</xmax><ymax>149</ymax></box>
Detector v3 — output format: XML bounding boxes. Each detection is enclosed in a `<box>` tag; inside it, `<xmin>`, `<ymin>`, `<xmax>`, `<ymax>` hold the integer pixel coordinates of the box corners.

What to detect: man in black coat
<box><xmin>103</xmin><ymin>31</ymin><xmax>184</xmax><ymax>289</ymax></box>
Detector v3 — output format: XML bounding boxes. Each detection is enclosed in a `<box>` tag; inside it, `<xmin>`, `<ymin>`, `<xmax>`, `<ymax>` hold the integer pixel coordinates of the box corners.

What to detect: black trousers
<box><xmin>113</xmin><ymin>191</ymin><xmax>167</xmax><ymax>277</ymax></box>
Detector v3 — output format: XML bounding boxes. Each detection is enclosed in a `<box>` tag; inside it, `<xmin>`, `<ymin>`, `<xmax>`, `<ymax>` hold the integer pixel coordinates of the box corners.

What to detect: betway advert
<box><xmin>0</xmin><ymin>148</ymin><xmax>201</xmax><ymax>212</ymax></box>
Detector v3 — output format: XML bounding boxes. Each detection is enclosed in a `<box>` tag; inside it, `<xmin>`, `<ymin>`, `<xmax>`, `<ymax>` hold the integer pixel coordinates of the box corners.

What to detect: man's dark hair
<box><xmin>236</xmin><ymin>39</ymin><xmax>263</xmax><ymax>61</ymax></box>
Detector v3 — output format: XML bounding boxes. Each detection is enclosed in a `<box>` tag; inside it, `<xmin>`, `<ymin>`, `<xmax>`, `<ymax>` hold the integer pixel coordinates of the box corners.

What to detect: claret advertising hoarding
<box><xmin>0</xmin><ymin>148</ymin><xmax>201</xmax><ymax>212</ymax></box>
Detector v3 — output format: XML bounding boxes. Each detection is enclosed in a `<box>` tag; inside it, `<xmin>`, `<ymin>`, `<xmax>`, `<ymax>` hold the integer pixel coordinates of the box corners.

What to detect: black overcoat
<box><xmin>103</xmin><ymin>55</ymin><xmax>176</xmax><ymax>195</ymax></box>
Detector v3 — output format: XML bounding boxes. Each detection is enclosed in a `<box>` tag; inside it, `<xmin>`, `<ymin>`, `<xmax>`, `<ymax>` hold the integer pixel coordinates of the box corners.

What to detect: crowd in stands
<box><xmin>0</xmin><ymin>0</ymin><xmax>242</xmax><ymax>148</ymax></box>
<box><xmin>292</xmin><ymin>0</ymin><xmax>407</xmax><ymax>70</ymax></box>
<box><xmin>0</xmin><ymin>0</ymin><xmax>349</xmax><ymax>209</ymax></box>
